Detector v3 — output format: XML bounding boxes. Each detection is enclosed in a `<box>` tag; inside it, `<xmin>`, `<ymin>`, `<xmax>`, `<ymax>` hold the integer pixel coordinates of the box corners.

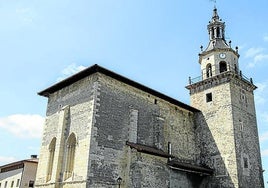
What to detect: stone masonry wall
<box><xmin>36</xmin><ymin>75</ymin><xmax>98</xmax><ymax>188</ymax></box>
<box><xmin>191</xmin><ymin>76</ymin><xmax>264</xmax><ymax>188</ymax></box>
<box><xmin>191</xmin><ymin>82</ymin><xmax>238</xmax><ymax>187</ymax></box>
<box><xmin>36</xmin><ymin>71</ymin><xmax>211</xmax><ymax>188</ymax></box>
<box><xmin>87</xmin><ymin>73</ymin><xmax>202</xmax><ymax>188</ymax></box>
<box><xmin>229</xmin><ymin>80</ymin><xmax>264</xmax><ymax>187</ymax></box>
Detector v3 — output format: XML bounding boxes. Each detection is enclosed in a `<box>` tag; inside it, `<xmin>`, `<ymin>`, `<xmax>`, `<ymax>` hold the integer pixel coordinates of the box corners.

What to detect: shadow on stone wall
<box><xmin>195</xmin><ymin>112</ymin><xmax>236</xmax><ymax>188</ymax></box>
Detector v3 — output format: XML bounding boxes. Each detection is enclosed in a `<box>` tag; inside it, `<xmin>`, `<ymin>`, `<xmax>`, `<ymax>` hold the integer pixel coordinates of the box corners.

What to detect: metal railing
<box><xmin>188</xmin><ymin>66</ymin><xmax>253</xmax><ymax>85</ymax></box>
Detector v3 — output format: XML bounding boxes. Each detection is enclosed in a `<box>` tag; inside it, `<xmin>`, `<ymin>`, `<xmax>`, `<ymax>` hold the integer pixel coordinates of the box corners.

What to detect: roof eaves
<box><xmin>167</xmin><ymin>159</ymin><xmax>213</xmax><ymax>176</ymax></box>
<box><xmin>0</xmin><ymin>159</ymin><xmax>38</xmax><ymax>170</ymax></box>
<box><xmin>38</xmin><ymin>64</ymin><xmax>200</xmax><ymax>112</ymax></box>
<box><xmin>126</xmin><ymin>141</ymin><xmax>172</xmax><ymax>158</ymax></box>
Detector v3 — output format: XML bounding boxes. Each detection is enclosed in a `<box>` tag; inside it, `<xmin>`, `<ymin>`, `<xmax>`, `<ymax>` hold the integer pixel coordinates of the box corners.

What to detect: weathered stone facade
<box><xmin>185</xmin><ymin>8</ymin><xmax>263</xmax><ymax>188</ymax></box>
<box><xmin>36</xmin><ymin>69</ymin><xmax>213</xmax><ymax>188</ymax></box>
<box><xmin>36</xmin><ymin>75</ymin><xmax>96</xmax><ymax>188</ymax></box>
<box><xmin>188</xmin><ymin>72</ymin><xmax>263</xmax><ymax>187</ymax></box>
<box><xmin>35</xmin><ymin>8</ymin><xmax>264</xmax><ymax>188</ymax></box>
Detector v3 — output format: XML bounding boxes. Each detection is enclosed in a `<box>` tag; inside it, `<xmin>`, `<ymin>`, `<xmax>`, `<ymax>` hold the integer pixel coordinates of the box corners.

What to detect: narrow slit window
<box><xmin>206</xmin><ymin>93</ymin><xmax>212</xmax><ymax>102</ymax></box>
<box><xmin>16</xmin><ymin>179</ymin><xmax>20</xmax><ymax>187</ymax></box>
<box><xmin>244</xmin><ymin>157</ymin><xmax>248</xmax><ymax>168</ymax></box>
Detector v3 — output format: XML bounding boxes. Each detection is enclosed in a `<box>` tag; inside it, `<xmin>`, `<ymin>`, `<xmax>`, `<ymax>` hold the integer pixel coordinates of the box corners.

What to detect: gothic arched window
<box><xmin>47</xmin><ymin>137</ymin><xmax>56</xmax><ymax>182</ymax></box>
<box><xmin>206</xmin><ymin>64</ymin><xmax>212</xmax><ymax>78</ymax></box>
<box><xmin>219</xmin><ymin>61</ymin><xmax>227</xmax><ymax>73</ymax></box>
<box><xmin>65</xmin><ymin>133</ymin><xmax>76</xmax><ymax>180</ymax></box>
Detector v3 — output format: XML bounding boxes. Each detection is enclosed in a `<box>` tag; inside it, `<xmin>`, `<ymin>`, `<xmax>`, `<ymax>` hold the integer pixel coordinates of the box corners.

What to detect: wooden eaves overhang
<box><xmin>126</xmin><ymin>141</ymin><xmax>213</xmax><ymax>176</ymax></box>
<box><xmin>38</xmin><ymin>64</ymin><xmax>200</xmax><ymax>113</ymax></box>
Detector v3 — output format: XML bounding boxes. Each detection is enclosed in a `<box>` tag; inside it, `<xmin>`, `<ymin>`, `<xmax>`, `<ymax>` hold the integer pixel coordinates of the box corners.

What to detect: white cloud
<box><xmin>245</xmin><ymin>47</ymin><xmax>264</xmax><ymax>58</ymax></box>
<box><xmin>27</xmin><ymin>146</ymin><xmax>39</xmax><ymax>150</ymax></box>
<box><xmin>57</xmin><ymin>63</ymin><xmax>87</xmax><ymax>82</ymax></box>
<box><xmin>0</xmin><ymin>114</ymin><xmax>44</xmax><ymax>139</ymax></box>
<box><xmin>15</xmin><ymin>7</ymin><xmax>34</xmax><ymax>24</ymax></box>
<box><xmin>256</xmin><ymin>82</ymin><xmax>267</xmax><ymax>92</ymax></box>
<box><xmin>261</xmin><ymin>149</ymin><xmax>268</xmax><ymax>157</ymax></box>
<box><xmin>244</xmin><ymin>47</ymin><xmax>268</xmax><ymax>68</ymax></box>
<box><xmin>260</xmin><ymin>132</ymin><xmax>268</xmax><ymax>143</ymax></box>
<box><xmin>247</xmin><ymin>62</ymin><xmax>255</xmax><ymax>68</ymax></box>
<box><xmin>254</xmin><ymin>54</ymin><xmax>268</xmax><ymax>63</ymax></box>
<box><xmin>0</xmin><ymin>156</ymin><xmax>17</xmax><ymax>165</ymax></box>
<box><xmin>255</xmin><ymin>82</ymin><xmax>268</xmax><ymax>105</ymax></box>
<box><xmin>261</xmin><ymin>112</ymin><xmax>268</xmax><ymax>123</ymax></box>
<box><xmin>237</xmin><ymin>44</ymin><xmax>246</xmax><ymax>51</ymax></box>
<box><xmin>264</xmin><ymin>35</ymin><xmax>268</xmax><ymax>42</ymax></box>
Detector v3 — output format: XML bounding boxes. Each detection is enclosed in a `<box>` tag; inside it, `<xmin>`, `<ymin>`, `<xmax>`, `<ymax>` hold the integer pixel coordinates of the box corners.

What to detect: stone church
<box><xmin>35</xmin><ymin>8</ymin><xmax>264</xmax><ymax>188</ymax></box>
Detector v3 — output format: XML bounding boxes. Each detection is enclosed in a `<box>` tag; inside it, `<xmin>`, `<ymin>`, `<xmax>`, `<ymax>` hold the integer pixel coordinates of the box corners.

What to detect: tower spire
<box><xmin>212</xmin><ymin>6</ymin><xmax>219</xmax><ymax>21</ymax></box>
<box><xmin>209</xmin><ymin>7</ymin><xmax>225</xmax><ymax>41</ymax></box>
<box><xmin>202</xmin><ymin>7</ymin><xmax>229</xmax><ymax>52</ymax></box>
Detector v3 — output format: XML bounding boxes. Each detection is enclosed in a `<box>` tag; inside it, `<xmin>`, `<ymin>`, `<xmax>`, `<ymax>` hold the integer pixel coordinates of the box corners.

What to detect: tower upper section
<box><xmin>198</xmin><ymin>8</ymin><xmax>240</xmax><ymax>79</ymax></box>
<box><xmin>204</xmin><ymin>7</ymin><xmax>229</xmax><ymax>52</ymax></box>
<box><xmin>187</xmin><ymin>8</ymin><xmax>256</xmax><ymax>93</ymax></box>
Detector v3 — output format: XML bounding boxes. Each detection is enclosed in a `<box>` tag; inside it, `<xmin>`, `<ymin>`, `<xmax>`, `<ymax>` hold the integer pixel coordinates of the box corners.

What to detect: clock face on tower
<box><xmin>219</xmin><ymin>53</ymin><xmax>226</xmax><ymax>59</ymax></box>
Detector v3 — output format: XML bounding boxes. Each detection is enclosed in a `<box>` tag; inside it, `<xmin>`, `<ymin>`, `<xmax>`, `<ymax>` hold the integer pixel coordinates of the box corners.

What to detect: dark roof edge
<box><xmin>38</xmin><ymin>64</ymin><xmax>200</xmax><ymax>112</ymax></box>
<box><xmin>0</xmin><ymin>159</ymin><xmax>38</xmax><ymax>170</ymax></box>
<box><xmin>126</xmin><ymin>141</ymin><xmax>213</xmax><ymax>176</ymax></box>
<box><xmin>126</xmin><ymin>141</ymin><xmax>173</xmax><ymax>158</ymax></box>
<box><xmin>167</xmin><ymin>160</ymin><xmax>213</xmax><ymax>176</ymax></box>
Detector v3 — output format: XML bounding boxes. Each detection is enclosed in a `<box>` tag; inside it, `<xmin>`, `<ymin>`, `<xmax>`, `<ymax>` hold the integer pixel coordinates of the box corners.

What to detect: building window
<box><xmin>47</xmin><ymin>137</ymin><xmax>56</xmax><ymax>182</ymax></box>
<box><xmin>65</xmin><ymin>133</ymin><xmax>76</xmax><ymax>180</ymax></box>
<box><xmin>240</xmin><ymin>89</ymin><xmax>247</xmax><ymax>104</ymax></box>
<box><xmin>16</xmin><ymin>179</ymin><xmax>20</xmax><ymax>187</ymax></box>
<box><xmin>11</xmin><ymin>181</ymin><xmax>14</xmax><ymax>187</ymax></box>
<box><xmin>29</xmin><ymin>181</ymin><xmax>34</xmax><ymax>187</ymax></box>
<box><xmin>206</xmin><ymin>64</ymin><xmax>212</xmax><ymax>78</ymax></box>
<box><xmin>234</xmin><ymin>64</ymin><xmax>238</xmax><ymax>73</ymax></box>
<box><xmin>219</xmin><ymin>61</ymin><xmax>227</xmax><ymax>73</ymax></box>
<box><xmin>206</xmin><ymin>93</ymin><xmax>212</xmax><ymax>102</ymax></box>
<box><xmin>243</xmin><ymin>157</ymin><xmax>249</xmax><ymax>168</ymax></box>
<box><xmin>4</xmin><ymin>181</ymin><xmax>7</xmax><ymax>188</ymax></box>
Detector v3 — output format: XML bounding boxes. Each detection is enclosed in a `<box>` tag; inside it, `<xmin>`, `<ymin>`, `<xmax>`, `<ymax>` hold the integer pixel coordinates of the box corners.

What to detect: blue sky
<box><xmin>0</xmin><ymin>0</ymin><xmax>268</xmax><ymax>185</ymax></box>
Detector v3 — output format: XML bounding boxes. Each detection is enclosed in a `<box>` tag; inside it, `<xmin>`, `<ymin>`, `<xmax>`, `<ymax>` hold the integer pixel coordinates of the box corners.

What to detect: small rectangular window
<box><xmin>29</xmin><ymin>181</ymin><xmax>34</xmax><ymax>188</ymax></box>
<box><xmin>244</xmin><ymin>157</ymin><xmax>248</xmax><ymax>168</ymax></box>
<box><xmin>206</xmin><ymin>93</ymin><xmax>212</xmax><ymax>102</ymax></box>
<box><xmin>16</xmin><ymin>179</ymin><xmax>20</xmax><ymax>187</ymax></box>
<box><xmin>240</xmin><ymin>89</ymin><xmax>247</xmax><ymax>104</ymax></box>
<box><xmin>11</xmin><ymin>181</ymin><xmax>14</xmax><ymax>187</ymax></box>
<box><xmin>4</xmin><ymin>181</ymin><xmax>7</xmax><ymax>188</ymax></box>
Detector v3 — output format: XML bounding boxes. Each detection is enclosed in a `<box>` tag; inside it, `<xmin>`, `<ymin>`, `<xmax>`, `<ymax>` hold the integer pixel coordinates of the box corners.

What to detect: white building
<box><xmin>0</xmin><ymin>155</ymin><xmax>38</xmax><ymax>188</ymax></box>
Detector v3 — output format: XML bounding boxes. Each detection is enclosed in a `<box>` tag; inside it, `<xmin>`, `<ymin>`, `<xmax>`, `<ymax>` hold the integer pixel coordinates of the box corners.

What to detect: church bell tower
<box><xmin>186</xmin><ymin>8</ymin><xmax>264</xmax><ymax>188</ymax></box>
